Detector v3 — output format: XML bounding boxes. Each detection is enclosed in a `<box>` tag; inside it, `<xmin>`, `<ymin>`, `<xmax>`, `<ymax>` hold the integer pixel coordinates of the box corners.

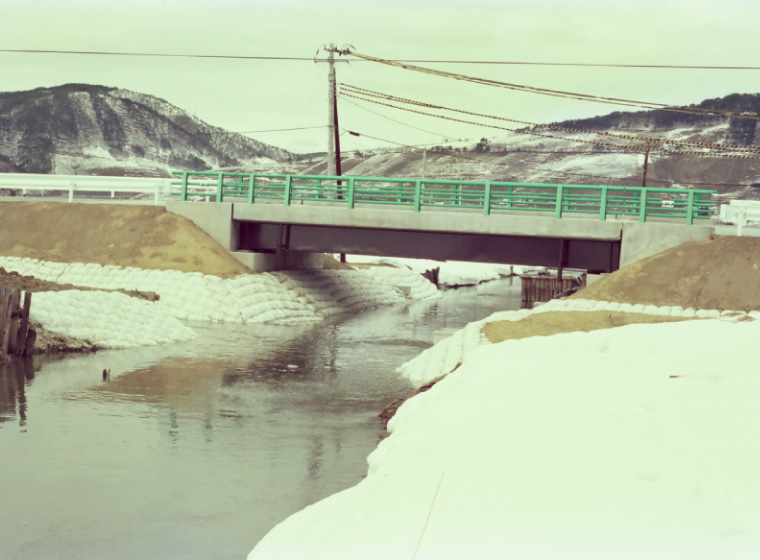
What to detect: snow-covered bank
<box><xmin>345</xmin><ymin>255</ymin><xmax>518</xmax><ymax>287</ymax></box>
<box><xmin>398</xmin><ymin>297</ymin><xmax>756</xmax><ymax>387</ymax></box>
<box><xmin>249</xmin><ymin>316</ymin><xmax>760</xmax><ymax>560</ymax></box>
<box><xmin>0</xmin><ymin>256</ymin><xmax>439</xmax><ymax>348</ymax></box>
<box><xmin>31</xmin><ymin>290</ymin><xmax>197</xmax><ymax>349</ymax></box>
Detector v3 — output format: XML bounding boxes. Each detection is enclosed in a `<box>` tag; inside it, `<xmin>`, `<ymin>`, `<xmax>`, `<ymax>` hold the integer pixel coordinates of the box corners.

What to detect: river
<box><xmin>0</xmin><ymin>277</ymin><xmax>521</xmax><ymax>560</ymax></box>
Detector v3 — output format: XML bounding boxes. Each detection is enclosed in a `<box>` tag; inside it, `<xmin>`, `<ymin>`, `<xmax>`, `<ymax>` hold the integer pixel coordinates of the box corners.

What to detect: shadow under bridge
<box><xmin>233</xmin><ymin>204</ymin><xmax>623</xmax><ymax>273</ymax></box>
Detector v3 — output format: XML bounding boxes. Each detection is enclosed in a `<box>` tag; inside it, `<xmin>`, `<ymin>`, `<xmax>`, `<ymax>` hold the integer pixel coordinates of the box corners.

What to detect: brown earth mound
<box><xmin>0</xmin><ymin>201</ymin><xmax>251</xmax><ymax>277</ymax></box>
<box><xmin>483</xmin><ymin>310</ymin><xmax>696</xmax><ymax>344</ymax></box>
<box><xmin>483</xmin><ymin>236</ymin><xmax>760</xmax><ymax>344</ymax></box>
<box><xmin>573</xmin><ymin>235</ymin><xmax>760</xmax><ymax>311</ymax></box>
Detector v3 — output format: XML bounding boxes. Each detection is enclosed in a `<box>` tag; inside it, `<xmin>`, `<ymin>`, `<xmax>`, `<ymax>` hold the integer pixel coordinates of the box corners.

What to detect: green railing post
<box><xmin>506</xmin><ymin>185</ymin><xmax>514</xmax><ymax>209</ymax></box>
<box><xmin>181</xmin><ymin>171</ymin><xmax>189</xmax><ymax>201</ymax></box>
<box><xmin>284</xmin><ymin>175</ymin><xmax>292</xmax><ymax>205</ymax></box>
<box><xmin>316</xmin><ymin>179</ymin><xmax>323</xmax><ymax>200</ymax></box>
<box><xmin>414</xmin><ymin>180</ymin><xmax>422</xmax><ymax>212</ymax></box>
<box><xmin>483</xmin><ymin>182</ymin><xmax>492</xmax><ymax>216</ymax></box>
<box><xmin>248</xmin><ymin>174</ymin><xmax>255</xmax><ymax>203</ymax></box>
<box><xmin>599</xmin><ymin>186</ymin><xmax>608</xmax><ymax>221</ymax></box>
<box><xmin>686</xmin><ymin>190</ymin><xmax>695</xmax><ymax>225</ymax></box>
<box><xmin>639</xmin><ymin>189</ymin><xmax>648</xmax><ymax>222</ymax></box>
<box><xmin>216</xmin><ymin>173</ymin><xmax>224</xmax><ymax>202</ymax></box>
<box><xmin>347</xmin><ymin>177</ymin><xmax>355</xmax><ymax>209</ymax></box>
<box><xmin>555</xmin><ymin>185</ymin><xmax>564</xmax><ymax>218</ymax></box>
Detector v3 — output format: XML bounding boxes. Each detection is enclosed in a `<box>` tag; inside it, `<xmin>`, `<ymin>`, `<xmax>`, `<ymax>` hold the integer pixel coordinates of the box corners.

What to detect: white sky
<box><xmin>3</xmin><ymin>0</ymin><xmax>760</xmax><ymax>154</ymax></box>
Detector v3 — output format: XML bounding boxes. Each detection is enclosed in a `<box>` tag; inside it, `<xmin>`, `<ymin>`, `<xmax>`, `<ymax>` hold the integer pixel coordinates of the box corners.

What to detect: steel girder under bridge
<box><xmin>236</xmin><ymin>220</ymin><xmax>621</xmax><ymax>273</ymax></box>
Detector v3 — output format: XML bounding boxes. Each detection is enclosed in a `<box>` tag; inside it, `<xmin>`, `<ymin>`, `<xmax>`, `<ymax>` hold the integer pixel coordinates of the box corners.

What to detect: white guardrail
<box><xmin>719</xmin><ymin>200</ymin><xmax>760</xmax><ymax>236</ymax></box>
<box><xmin>0</xmin><ymin>173</ymin><xmax>174</xmax><ymax>205</ymax></box>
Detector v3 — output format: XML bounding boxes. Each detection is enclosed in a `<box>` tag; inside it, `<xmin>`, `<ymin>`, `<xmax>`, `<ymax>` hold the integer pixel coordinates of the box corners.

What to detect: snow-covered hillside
<box><xmin>0</xmin><ymin>84</ymin><xmax>294</xmax><ymax>177</ymax></box>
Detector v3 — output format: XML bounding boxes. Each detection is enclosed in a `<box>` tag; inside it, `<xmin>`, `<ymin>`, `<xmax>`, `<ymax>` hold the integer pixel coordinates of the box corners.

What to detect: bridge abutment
<box><xmin>166</xmin><ymin>201</ymin><xmax>326</xmax><ymax>272</ymax></box>
<box><xmin>619</xmin><ymin>221</ymin><xmax>713</xmax><ymax>268</ymax></box>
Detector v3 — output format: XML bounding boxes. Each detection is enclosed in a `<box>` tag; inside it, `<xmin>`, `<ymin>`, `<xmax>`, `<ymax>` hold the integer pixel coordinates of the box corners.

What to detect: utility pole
<box><xmin>641</xmin><ymin>141</ymin><xmax>651</xmax><ymax>188</ymax></box>
<box><xmin>322</xmin><ymin>43</ymin><xmax>346</xmax><ymax>260</ymax></box>
<box><xmin>325</xmin><ymin>43</ymin><xmax>337</xmax><ymax>177</ymax></box>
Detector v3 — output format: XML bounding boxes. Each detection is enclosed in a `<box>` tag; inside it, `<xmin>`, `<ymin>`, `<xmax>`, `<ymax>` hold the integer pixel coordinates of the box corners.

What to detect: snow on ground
<box><xmin>0</xmin><ymin>256</ymin><xmax>439</xmax><ymax>348</ymax></box>
<box><xmin>399</xmin><ymin>298</ymin><xmax>754</xmax><ymax>388</ymax></box>
<box><xmin>31</xmin><ymin>290</ymin><xmax>197</xmax><ymax>349</ymax></box>
<box><xmin>344</xmin><ymin>255</ymin><xmax>517</xmax><ymax>287</ymax></box>
<box><xmin>542</xmin><ymin>152</ymin><xmax>644</xmax><ymax>179</ymax></box>
<box><xmin>249</xmin><ymin>314</ymin><xmax>760</xmax><ymax>560</ymax></box>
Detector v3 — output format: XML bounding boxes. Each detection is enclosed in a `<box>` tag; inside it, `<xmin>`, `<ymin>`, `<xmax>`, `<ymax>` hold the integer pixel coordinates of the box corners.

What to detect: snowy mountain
<box><xmin>286</xmin><ymin>93</ymin><xmax>760</xmax><ymax>201</ymax></box>
<box><xmin>0</xmin><ymin>84</ymin><xmax>295</xmax><ymax>177</ymax></box>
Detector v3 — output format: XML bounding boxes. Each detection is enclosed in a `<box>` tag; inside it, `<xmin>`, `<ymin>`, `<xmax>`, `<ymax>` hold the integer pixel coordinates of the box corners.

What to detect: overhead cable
<box><xmin>3</xmin><ymin>49</ymin><xmax>760</xmax><ymax>70</ymax></box>
<box><xmin>339</xmin><ymin>90</ymin><xmax>760</xmax><ymax>159</ymax></box>
<box><xmin>340</xmin><ymin>83</ymin><xmax>760</xmax><ymax>154</ymax></box>
<box><xmin>346</xmin><ymin>51</ymin><xmax>760</xmax><ymax>121</ymax></box>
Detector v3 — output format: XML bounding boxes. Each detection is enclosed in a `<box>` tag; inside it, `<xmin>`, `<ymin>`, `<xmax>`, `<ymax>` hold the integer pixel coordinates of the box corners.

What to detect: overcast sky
<box><xmin>2</xmin><ymin>0</ymin><xmax>760</xmax><ymax>154</ymax></box>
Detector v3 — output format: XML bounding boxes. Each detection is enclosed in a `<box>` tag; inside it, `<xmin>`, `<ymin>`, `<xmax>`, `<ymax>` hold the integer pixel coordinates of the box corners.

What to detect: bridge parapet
<box><xmin>171</xmin><ymin>171</ymin><xmax>717</xmax><ymax>226</ymax></box>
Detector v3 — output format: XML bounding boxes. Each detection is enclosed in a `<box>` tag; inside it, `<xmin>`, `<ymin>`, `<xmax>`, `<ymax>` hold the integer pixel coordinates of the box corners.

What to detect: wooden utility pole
<box><xmin>324</xmin><ymin>43</ymin><xmax>342</xmax><ymax>177</ymax></box>
<box><xmin>325</xmin><ymin>44</ymin><xmax>337</xmax><ymax>176</ymax></box>
<box><xmin>323</xmin><ymin>43</ymin><xmax>345</xmax><ymax>260</ymax></box>
<box><xmin>641</xmin><ymin>141</ymin><xmax>651</xmax><ymax>188</ymax></box>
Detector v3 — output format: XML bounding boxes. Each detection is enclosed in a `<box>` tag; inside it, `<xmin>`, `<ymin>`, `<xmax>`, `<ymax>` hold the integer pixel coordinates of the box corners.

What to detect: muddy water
<box><xmin>0</xmin><ymin>278</ymin><xmax>520</xmax><ymax>560</ymax></box>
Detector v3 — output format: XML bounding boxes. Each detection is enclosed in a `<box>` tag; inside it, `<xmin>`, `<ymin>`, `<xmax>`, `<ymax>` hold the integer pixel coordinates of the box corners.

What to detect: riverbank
<box><xmin>0</xmin><ymin>201</ymin><xmax>440</xmax><ymax>357</ymax></box>
<box><xmin>249</xmin><ymin>236</ymin><xmax>760</xmax><ymax>560</ymax></box>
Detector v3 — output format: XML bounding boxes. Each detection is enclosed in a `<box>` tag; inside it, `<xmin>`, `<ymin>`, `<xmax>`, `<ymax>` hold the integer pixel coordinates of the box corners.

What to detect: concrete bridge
<box><xmin>167</xmin><ymin>172</ymin><xmax>716</xmax><ymax>274</ymax></box>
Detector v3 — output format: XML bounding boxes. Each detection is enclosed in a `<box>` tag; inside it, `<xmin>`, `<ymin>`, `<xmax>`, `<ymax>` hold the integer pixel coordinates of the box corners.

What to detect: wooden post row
<box><xmin>0</xmin><ymin>287</ymin><xmax>34</xmax><ymax>357</ymax></box>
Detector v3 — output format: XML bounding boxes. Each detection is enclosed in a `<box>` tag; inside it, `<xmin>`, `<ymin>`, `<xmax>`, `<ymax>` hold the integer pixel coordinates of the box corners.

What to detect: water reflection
<box><xmin>0</xmin><ymin>278</ymin><xmax>522</xmax><ymax>560</ymax></box>
<box><xmin>0</xmin><ymin>358</ymin><xmax>34</xmax><ymax>429</ymax></box>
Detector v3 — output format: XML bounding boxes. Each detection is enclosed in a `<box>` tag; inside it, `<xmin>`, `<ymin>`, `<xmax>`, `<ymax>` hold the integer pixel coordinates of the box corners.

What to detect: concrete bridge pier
<box><xmin>166</xmin><ymin>201</ymin><xmax>324</xmax><ymax>272</ymax></box>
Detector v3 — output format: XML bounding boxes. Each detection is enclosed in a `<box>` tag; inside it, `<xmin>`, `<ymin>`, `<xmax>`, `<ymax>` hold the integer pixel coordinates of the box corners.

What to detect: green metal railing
<box><xmin>171</xmin><ymin>171</ymin><xmax>717</xmax><ymax>225</ymax></box>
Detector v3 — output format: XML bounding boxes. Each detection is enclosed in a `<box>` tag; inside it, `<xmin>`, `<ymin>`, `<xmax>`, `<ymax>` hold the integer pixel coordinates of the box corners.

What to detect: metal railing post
<box><xmin>414</xmin><ymin>180</ymin><xmax>422</xmax><ymax>212</ymax></box>
<box><xmin>483</xmin><ymin>182</ymin><xmax>492</xmax><ymax>216</ymax></box>
<box><xmin>639</xmin><ymin>189</ymin><xmax>648</xmax><ymax>222</ymax></box>
<box><xmin>686</xmin><ymin>190</ymin><xmax>695</xmax><ymax>225</ymax></box>
<box><xmin>347</xmin><ymin>177</ymin><xmax>355</xmax><ymax>209</ymax></box>
<box><xmin>284</xmin><ymin>176</ymin><xmax>293</xmax><ymax>206</ymax></box>
<box><xmin>555</xmin><ymin>185</ymin><xmax>564</xmax><ymax>218</ymax></box>
<box><xmin>506</xmin><ymin>185</ymin><xmax>514</xmax><ymax>209</ymax></box>
<box><xmin>599</xmin><ymin>186</ymin><xmax>608</xmax><ymax>221</ymax></box>
<box><xmin>216</xmin><ymin>173</ymin><xmax>224</xmax><ymax>203</ymax></box>
<box><xmin>248</xmin><ymin>174</ymin><xmax>256</xmax><ymax>204</ymax></box>
<box><xmin>181</xmin><ymin>171</ymin><xmax>189</xmax><ymax>201</ymax></box>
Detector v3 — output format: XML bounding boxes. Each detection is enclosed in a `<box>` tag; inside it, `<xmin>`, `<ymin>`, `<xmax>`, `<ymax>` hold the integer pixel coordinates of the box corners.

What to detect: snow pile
<box><xmin>0</xmin><ymin>256</ymin><xmax>440</xmax><ymax>347</ymax></box>
<box><xmin>437</xmin><ymin>261</ymin><xmax>514</xmax><ymax>287</ymax></box>
<box><xmin>397</xmin><ymin>309</ymin><xmax>531</xmax><ymax>387</ymax></box>
<box><xmin>345</xmin><ymin>255</ymin><xmax>515</xmax><ymax>288</ymax></box>
<box><xmin>398</xmin><ymin>298</ymin><xmax>754</xmax><ymax>387</ymax></box>
<box><xmin>249</xmin><ymin>318</ymin><xmax>760</xmax><ymax>560</ymax></box>
<box><xmin>0</xmin><ymin>256</ymin><xmax>437</xmax><ymax>323</ymax></box>
<box><xmin>30</xmin><ymin>290</ymin><xmax>197</xmax><ymax>349</ymax></box>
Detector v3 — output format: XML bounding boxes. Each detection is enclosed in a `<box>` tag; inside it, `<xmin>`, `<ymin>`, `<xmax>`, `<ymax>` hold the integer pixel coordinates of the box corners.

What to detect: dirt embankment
<box><xmin>0</xmin><ymin>201</ymin><xmax>255</xmax><ymax>359</ymax></box>
<box><xmin>572</xmin><ymin>236</ymin><xmax>760</xmax><ymax>311</ymax></box>
<box><xmin>484</xmin><ymin>236</ymin><xmax>760</xmax><ymax>344</ymax></box>
<box><xmin>0</xmin><ymin>201</ymin><xmax>251</xmax><ymax>276</ymax></box>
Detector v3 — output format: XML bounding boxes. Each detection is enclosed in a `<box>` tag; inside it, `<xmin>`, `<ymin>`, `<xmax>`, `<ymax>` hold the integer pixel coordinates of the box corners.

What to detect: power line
<box><xmin>340</xmin><ymin>88</ymin><xmax>760</xmax><ymax>160</ymax></box>
<box><xmin>3</xmin><ymin>49</ymin><xmax>760</xmax><ymax>71</ymax></box>
<box><xmin>342</xmin><ymin>96</ymin><xmax>453</xmax><ymax>139</ymax></box>
<box><xmin>347</xmin><ymin>51</ymin><xmax>760</xmax><ymax>121</ymax></box>
<box><xmin>213</xmin><ymin>126</ymin><xmax>325</xmax><ymax>135</ymax></box>
<box><xmin>341</xmin><ymin>84</ymin><xmax>760</xmax><ymax>154</ymax></box>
